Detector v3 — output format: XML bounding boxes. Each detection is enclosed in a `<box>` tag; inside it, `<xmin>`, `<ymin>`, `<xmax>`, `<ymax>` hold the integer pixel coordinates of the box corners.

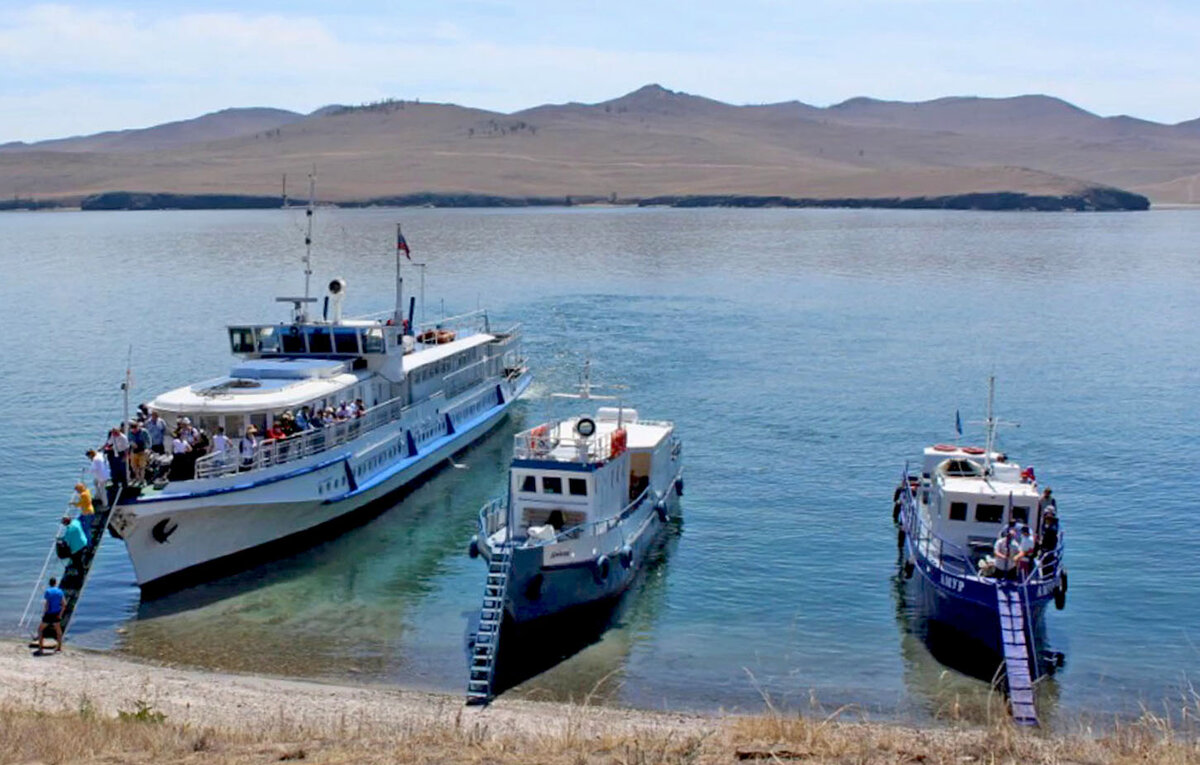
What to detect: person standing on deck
<box><xmin>128</xmin><ymin>421</ymin><xmax>149</xmax><ymax>484</ymax></box>
<box><xmin>86</xmin><ymin>449</ymin><xmax>109</xmax><ymax>509</ymax></box>
<box><xmin>70</xmin><ymin>483</ymin><xmax>95</xmax><ymax>538</ymax></box>
<box><xmin>239</xmin><ymin>426</ymin><xmax>259</xmax><ymax>471</ymax></box>
<box><xmin>211</xmin><ymin>426</ymin><xmax>232</xmax><ymax>465</ymax></box>
<box><xmin>993</xmin><ymin>527</ymin><xmax>1018</xmax><ymax>580</ymax></box>
<box><xmin>145</xmin><ymin>411</ymin><xmax>168</xmax><ymax>455</ymax></box>
<box><xmin>36</xmin><ymin>577</ymin><xmax>65</xmax><ymax>654</ymax></box>
<box><xmin>105</xmin><ymin>426</ymin><xmax>129</xmax><ymax>494</ymax></box>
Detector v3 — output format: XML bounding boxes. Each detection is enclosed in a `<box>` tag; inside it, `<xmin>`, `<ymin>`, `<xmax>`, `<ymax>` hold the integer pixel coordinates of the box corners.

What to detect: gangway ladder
<box><xmin>465</xmin><ymin>542</ymin><xmax>513</xmax><ymax>705</ymax></box>
<box><xmin>996</xmin><ymin>584</ymin><xmax>1039</xmax><ymax>727</ymax></box>
<box><xmin>19</xmin><ymin>487</ymin><xmax>120</xmax><ymax>643</ymax></box>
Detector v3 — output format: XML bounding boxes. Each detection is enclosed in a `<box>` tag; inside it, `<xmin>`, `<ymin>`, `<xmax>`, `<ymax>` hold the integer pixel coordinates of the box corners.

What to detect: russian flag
<box><xmin>397</xmin><ymin>225</ymin><xmax>411</xmax><ymax>260</ymax></box>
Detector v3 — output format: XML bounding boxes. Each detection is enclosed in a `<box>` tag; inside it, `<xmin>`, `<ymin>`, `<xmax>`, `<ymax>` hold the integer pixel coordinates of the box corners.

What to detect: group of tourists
<box><xmin>990</xmin><ymin>488</ymin><xmax>1059</xmax><ymax>580</ymax></box>
<box><xmin>82</xmin><ymin>398</ymin><xmax>372</xmax><ymax>487</ymax></box>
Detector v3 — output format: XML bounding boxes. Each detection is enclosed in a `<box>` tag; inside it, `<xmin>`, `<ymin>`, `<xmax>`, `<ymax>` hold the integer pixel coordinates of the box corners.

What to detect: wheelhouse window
<box><xmin>542</xmin><ymin>476</ymin><xmax>563</xmax><ymax>495</ymax></box>
<box><xmin>948</xmin><ymin>502</ymin><xmax>967</xmax><ymax>521</ymax></box>
<box><xmin>229</xmin><ymin>327</ymin><xmax>257</xmax><ymax>353</ymax></box>
<box><xmin>1012</xmin><ymin>505</ymin><xmax>1030</xmax><ymax>523</ymax></box>
<box><xmin>307</xmin><ymin>327</ymin><xmax>332</xmax><ymax>353</ymax></box>
<box><xmin>569</xmin><ymin>478</ymin><xmax>588</xmax><ymax>496</ymax></box>
<box><xmin>281</xmin><ymin>328</ymin><xmax>306</xmax><ymax>353</ymax></box>
<box><xmin>257</xmin><ymin>326</ymin><xmax>281</xmax><ymax>353</ymax></box>
<box><xmin>334</xmin><ymin>328</ymin><xmax>360</xmax><ymax>354</ymax></box>
<box><xmin>520</xmin><ymin>475</ymin><xmax>536</xmax><ymax>493</ymax></box>
<box><xmin>975</xmin><ymin>503</ymin><xmax>1004</xmax><ymax>523</ymax></box>
<box><xmin>362</xmin><ymin>328</ymin><xmax>385</xmax><ymax>353</ymax></box>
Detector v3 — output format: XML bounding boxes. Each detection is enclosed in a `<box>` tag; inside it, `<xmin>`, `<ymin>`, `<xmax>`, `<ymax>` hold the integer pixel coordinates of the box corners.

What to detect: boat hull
<box><xmin>900</xmin><ymin>522</ymin><xmax>1056</xmax><ymax>677</ymax></box>
<box><xmin>494</xmin><ymin>477</ymin><xmax>681</xmax><ymax>623</ymax></box>
<box><xmin>113</xmin><ymin>374</ymin><xmax>531</xmax><ymax>592</ymax></box>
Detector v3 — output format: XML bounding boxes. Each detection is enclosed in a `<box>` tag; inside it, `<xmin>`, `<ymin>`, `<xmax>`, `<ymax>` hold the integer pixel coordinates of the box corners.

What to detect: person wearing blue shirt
<box><xmin>37</xmin><ymin>576</ymin><xmax>65</xmax><ymax>653</ymax></box>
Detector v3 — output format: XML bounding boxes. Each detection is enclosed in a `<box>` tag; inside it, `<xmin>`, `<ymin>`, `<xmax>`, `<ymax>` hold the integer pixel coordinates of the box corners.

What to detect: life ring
<box><xmin>527</xmin><ymin>424</ymin><xmax>549</xmax><ymax>453</ymax></box>
<box><xmin>593</xmin><ymin>554</ymin><xmax>610</xmax><ymax>583</ymax></box>
<box><xmin>933</xmin><ymin>444</ymin><xmax>957</xmax><ymax>452</ymax></box>
<box><xmin>962</xmin><ymin>446</ymin><xmax>986</xmax><ymax>455</ymax></box>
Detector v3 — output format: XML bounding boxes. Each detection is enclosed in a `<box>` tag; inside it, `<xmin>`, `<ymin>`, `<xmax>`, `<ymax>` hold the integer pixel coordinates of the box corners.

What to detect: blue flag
<box><xmin>955</xmin><ymin>409</ymin><xmax>962</xmax><ymax>437</ymax></box>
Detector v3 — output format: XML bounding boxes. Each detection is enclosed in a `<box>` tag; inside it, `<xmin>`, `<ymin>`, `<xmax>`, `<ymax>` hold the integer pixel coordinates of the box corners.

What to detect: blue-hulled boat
<box><xmin>894</xmin><ymin>378</ymin><xmax>1066</xmax><ymax>725</ymax></box>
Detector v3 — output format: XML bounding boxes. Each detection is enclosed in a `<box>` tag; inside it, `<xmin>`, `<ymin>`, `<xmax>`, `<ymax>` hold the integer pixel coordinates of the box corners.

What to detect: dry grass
<box><xmin>2</xmin><ymin>696</ymin><xmax>1198</xmax><ymax>765</ymax></box>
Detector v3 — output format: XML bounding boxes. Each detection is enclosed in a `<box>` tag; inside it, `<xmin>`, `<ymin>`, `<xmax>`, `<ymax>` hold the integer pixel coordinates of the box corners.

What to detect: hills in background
<box><xmin>2</xmin><ymin>84</ymin><xmax>1199</xmax><ymax>208</ymax></box>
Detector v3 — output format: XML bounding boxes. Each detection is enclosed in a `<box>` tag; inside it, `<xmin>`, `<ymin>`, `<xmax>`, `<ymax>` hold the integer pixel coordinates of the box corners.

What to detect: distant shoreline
<box><xmin>1</xmin><ymin>187</ymin><xmax>1152</xmax><ymax>213</ymax></box>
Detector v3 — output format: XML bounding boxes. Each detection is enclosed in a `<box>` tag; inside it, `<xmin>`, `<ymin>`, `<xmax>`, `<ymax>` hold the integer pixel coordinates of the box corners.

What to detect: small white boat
<box><xmin>466</xmin><ymin>391</ymin><xmax>682</xmax><ymax>702</ymax></box>
<box><xmin>105</xmin><ymin>208</ymin><xmax>531</xmax><ymax>593</ymax></box>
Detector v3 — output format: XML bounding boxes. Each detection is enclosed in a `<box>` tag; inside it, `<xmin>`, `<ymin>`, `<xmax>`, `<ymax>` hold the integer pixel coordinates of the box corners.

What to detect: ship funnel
<box><xmin>328</xmin><ymin>278</ymin><xmax>347</xmax><ymax>323</ymax></box>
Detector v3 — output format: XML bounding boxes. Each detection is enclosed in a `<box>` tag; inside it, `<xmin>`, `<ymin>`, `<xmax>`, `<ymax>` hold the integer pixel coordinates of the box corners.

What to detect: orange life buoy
<box><xmin>528</xmin><ymin>424</ymin><xmax>549</xmax><ymax>453</ymax></box>
<box><xmin>933</xmin><ymin>443</ymin><xmax>958</xmax><ymax>452</ymax></box>
<box><xmin>962</xmin><ymin>446</ymin><xmax>985</xmax><ymax>455</ymax></box>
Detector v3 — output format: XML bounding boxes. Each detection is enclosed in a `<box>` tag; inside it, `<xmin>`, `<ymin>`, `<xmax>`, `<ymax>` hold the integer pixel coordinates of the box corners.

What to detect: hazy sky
<box><xmin>2</xmin><ymin>0</ymin><xmax>1198</xmax><ymax>142</ymax></box>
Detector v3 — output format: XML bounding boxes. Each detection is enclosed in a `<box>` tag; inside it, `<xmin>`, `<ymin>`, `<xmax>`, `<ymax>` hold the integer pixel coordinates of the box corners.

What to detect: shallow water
<box><xmin>2</xmin><ymin>206</ymin><xmax>1198</xmax><ymax>726</ymax></box>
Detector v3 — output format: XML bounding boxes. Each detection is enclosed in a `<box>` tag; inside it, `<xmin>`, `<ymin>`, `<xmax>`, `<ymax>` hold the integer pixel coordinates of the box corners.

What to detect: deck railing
<box><xmin>899</xmin><ymin>470</ymin><xmax>1061</xmax><ymax>585</ymax></box>
<box><xmin>512</xmin><ymin>424</ymin><xmax>620</xmax><ymax>463</ymax></box>
<box><xmin>192</xmin><ymin>324</ymin><xmax>522</xmax><ymax>481</ymax></box>
<box><xmin>194</xmin><ymin>391</ymin><xmax>443</xmax><ymax>479</ymax></box>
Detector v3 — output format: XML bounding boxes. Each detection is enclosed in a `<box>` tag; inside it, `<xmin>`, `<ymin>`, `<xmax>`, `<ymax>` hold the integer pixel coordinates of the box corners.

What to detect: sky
<box><xmin>1</xmin><ymin>0</ymin><xmax>1198</xmax><ymax>143</ymax></box>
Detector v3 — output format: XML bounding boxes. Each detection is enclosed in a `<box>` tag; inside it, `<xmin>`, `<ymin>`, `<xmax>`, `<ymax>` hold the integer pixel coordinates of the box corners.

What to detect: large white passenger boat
<box><xmin>106</xmin><ymin>224</ymin><xmax>531</xmax><ymax>593</ymax></box>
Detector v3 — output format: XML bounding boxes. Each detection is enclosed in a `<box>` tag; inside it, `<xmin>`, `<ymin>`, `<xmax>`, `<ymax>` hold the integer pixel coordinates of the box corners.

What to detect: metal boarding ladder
<box><xmin>465</xmin><ymin>542</ymin><xmax>513</xmax><ymax>705</ymax></box>
<box><xmin>20</xmin><ymin>487</ymin><xmax>121</xmax><ymax>642</ymax></box>
<box><xmin>995</xmin><ymin>584</ymin><xmax>1039</xmax><ymax>727</ymax></box>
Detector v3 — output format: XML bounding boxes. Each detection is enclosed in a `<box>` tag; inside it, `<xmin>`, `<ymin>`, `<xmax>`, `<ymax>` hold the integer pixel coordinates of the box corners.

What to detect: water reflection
<box><xmin>492</xmin><ymin>522</ymin><xmax>683</xmax><ymax>704</ymax></box>
<box><xmin>118</xmin><ymin>419</ymin><xmax>522</xmax><ymax>679</ymax></box>
<box><xmin>890</xmin><ymin>564</ymin><xmax>1061</xmax><ymax>725</ymax></box>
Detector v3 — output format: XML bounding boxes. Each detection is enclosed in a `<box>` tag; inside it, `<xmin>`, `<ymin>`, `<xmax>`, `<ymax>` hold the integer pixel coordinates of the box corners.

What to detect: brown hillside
<box><xmin>3</xmin><ymin>85</ymin><xmax>1199</xmax><ymax>205</ymax></box>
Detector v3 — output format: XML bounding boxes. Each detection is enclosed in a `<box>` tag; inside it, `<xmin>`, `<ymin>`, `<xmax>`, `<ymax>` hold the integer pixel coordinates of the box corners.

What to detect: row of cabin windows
<box><xmin>230</xmin><ymin>326</ymin><xmax>388</xmax><ymax>356</ymax></box>
<box><xmin>412</xmin><ymin>348</ymin><xmax>479</xmax><ymax>385</ymax></box>
<box><xmin>948</xmin><ymin>502</ymin><xmax>1031</xmax><ymax>523</ymax></box>
<box><xmin>519</xmin><ymin>474</ymin><xmax>588</xmax><ymax>496</ymax></box>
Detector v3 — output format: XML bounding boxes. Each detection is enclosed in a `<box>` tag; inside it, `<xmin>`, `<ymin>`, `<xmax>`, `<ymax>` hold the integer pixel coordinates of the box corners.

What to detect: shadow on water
<box><xmin>484</xmin><ymin>519</ymin><xmax>683</xmax><ymax>704</ymax></box>
<box><xmin>117</xmin><ymin>416</ymin><xmax>524</xmax><ymax>677</ymax></box>
<box><xmin>889</xmin><ymin>546</ymin><xmax>1061</xmax><ymax>725</ymax></box>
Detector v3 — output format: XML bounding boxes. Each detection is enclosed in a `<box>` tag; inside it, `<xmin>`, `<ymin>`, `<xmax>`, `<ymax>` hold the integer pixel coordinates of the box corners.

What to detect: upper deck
<box><xmin>512</xmin><ymin>408</ymin><xmax>674</xmax><ymax>466</ymax></box>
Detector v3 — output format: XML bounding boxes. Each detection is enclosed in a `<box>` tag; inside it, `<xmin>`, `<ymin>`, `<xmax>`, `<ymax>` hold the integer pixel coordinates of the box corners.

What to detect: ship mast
<box><xmin>301</xmin><ymin>168</ymin><xmax>315</xmax><ymax>318</ymax></box>
<box><xmin>983</xmin><ymin>374</ymin><xmax>996</xmax><ymax>475</ymax></box>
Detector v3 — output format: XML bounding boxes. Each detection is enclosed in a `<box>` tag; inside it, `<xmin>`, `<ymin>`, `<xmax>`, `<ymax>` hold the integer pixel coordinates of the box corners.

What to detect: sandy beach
<box><xmin>1</xmin><ymin>640</ymin><xmax>1196</xmax><ymax>764</ymax></box>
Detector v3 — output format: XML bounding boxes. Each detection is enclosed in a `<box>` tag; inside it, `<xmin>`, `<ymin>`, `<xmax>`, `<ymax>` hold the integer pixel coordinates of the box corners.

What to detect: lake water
<box><xmin>2</xmin><ymin>206</ymin><xmax>1198</xmax><ymax>727</ymax></box>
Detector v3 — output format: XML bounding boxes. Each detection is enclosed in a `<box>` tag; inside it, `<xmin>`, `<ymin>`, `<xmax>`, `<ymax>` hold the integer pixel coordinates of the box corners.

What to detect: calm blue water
<box><xmin>2</xmin><ymin>207</ymin><xmax>1198</xmax><ymax>726</ymax></box>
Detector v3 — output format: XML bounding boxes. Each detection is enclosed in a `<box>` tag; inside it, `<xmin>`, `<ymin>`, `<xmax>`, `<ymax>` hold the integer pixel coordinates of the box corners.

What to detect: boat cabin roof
<box><xmin>151</xmin><ymin>357</ymin><xmax>367</xmax><ymax>414</ymax></box>
<box><xmin>514</xmin><ymin>407</ymin><xmax>674</xmax><ymax>466</ymax></box>
<box><xmin>402</xmin><ymin>333</ymin><xmax>495</xmax><ymax>372</ymax></box>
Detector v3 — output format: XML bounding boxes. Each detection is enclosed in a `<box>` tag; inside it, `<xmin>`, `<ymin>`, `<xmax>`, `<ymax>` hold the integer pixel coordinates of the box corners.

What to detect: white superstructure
<box><xmin>107</xmin><ymin>245</ymin><xmax>530</xmax><ymax>592</ymax></box>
